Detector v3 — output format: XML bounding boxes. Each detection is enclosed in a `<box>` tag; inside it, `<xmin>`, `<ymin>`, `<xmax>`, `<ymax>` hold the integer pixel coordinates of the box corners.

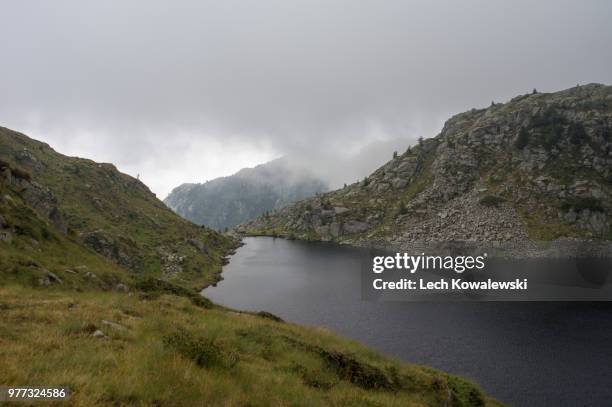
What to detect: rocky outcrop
<box><xmin>239</xmin><ymin>84</ymin><xmax>612</xmax><ymax>249</ymax></box>
<box><xmin>0</xmin><ymin>159</ymin><xmax>68</xmax><ymax>235</ymax></box>
<box><xmin>81</xmin><ymin>230</ymin><xmax>142</xmax><ymax>270</ymax></box>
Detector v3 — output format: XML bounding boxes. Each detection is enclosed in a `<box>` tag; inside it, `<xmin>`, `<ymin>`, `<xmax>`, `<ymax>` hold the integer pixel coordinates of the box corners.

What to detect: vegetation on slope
<box><xmin>0</xmin><ymin>126</ymin><xmax>236</xmax><ymax>289</ymax></box>
<box><xmin>0</xmin><ymin>286</ymin><xmax>501</xmax><ymax>406</ymax></box>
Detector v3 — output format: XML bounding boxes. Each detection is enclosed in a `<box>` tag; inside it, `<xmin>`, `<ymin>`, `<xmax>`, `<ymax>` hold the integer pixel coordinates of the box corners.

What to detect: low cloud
<box><xmin>1</xmin><ymin>0</ymin><xmax>611</xmax><ymax>196</ymax></box>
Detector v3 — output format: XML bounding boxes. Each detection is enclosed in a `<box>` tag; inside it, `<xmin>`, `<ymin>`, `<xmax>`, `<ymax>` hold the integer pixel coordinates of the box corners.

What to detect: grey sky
<box><xmin>1</xmin><ymin>0</ymin><xmax>611</xmax><ymax>197</ymax></box>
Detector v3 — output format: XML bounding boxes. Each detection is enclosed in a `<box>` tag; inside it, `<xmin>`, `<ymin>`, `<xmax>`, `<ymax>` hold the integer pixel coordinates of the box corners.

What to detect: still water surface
<box><xmin>204</xmin><ymin>237</ymin><xmax>612</xmax><ymax>406</ymax></box>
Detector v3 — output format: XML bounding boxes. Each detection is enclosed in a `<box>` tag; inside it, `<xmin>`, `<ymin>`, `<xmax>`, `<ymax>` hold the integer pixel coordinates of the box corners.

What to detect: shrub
<box><xmin>256</xmin><ymin>311</ymin><xmax>284</xmax><ymax>322</ymax></box>
<box><xmin>569</xmin><ymin>122</ymin><xmax>586</xmax><ymax>145</ymax></box>
<box><xmin>560</xmin><ymin>197</ymin><xmax>603</xmax><ymax>213</ymax></box>
<box><xmin>398</xmin><ymin>202</ymin><xmax>408</xmax><ymax>215</ymax></box>
<box><xmin>541</xmin><ymin>124</ymin><xmax>563</xmax><ymax>151</ymax></box>
<box><xmin>320</xmin><ymin>350</ymin><xmax>397</xmax><ymax>391</ymax></box>
<box><xmin>514</xmin><ymin>128</ymin><xmax>529</xmax><ymax>150</ymax></box>
<box><xmin>479</xmin><ymin>195</ymin><xmax>505</xmax><ymax>207</ymax></box>
<box><xmin>602</xmin><ymin>125</ymin><xmax>610</xmax><ymax>142</ymax></box>
<box><xmin>11</xmin><ymin>167</ymin><xmax>32</xmax><ymax>182</ymax></box>
<box><xmin>164</xmin><ymin>330</ymin><xmax>238</xmax><ymax>369</ymax></box>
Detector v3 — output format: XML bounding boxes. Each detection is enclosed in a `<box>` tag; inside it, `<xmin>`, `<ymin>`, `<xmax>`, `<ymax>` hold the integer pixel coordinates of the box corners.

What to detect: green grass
<box><xmin>0</xmin><ymin>286</ymin><xmax>502</xmax><ymax>407</ymax></box>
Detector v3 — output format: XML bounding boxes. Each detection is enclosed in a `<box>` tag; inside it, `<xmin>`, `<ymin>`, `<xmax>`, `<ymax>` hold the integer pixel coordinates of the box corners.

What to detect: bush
<box><xmin>479</xmin><ymin>195</ymin><xmax>505</xmax><ymax>207</ymax></box>
<box><xmin>560</xmin><ymin>197</ymin><xmax>603</xmax><ymax>213</ymax></box>
<box><xmin>514</xmin><ymin>128</ymin><xmax>529</xmax><ymax>150</ymax></box>
<box><xmin>11</xmin><ymin>167</ymin><xmax>32</xmax><ymax>182</ymax></box>
<box><xmin>398</xmin><ymin>202</ymin><xmax>408</xmax><ymax>215</ymax></box>
<box><xmin>541</xmin><ymin>124</ymin><xmax>563</xmax><ymax>151</ymax></box>
<box><xmin>320</xmin><ymin>350</ymin><xmax>397</xmax><ymax>391</ymax></box>
<box><xmin>602</xmin><ymin>126</ymin><xmax>610</xmax><ymax>142</ymax></box>
<box><xmin>569</xmin><ymin>122</ymin><xmax>586</xmax><ymax>145</ymax></box>
<box><xmin>164</xmin><ymin>330</ymin><xmax>239</xmax><ymax>369</ymax></box>
<box><xmin>256</xmin><ymin>311</ymin><xmax>284</xmax><ymax>322</ymax></box>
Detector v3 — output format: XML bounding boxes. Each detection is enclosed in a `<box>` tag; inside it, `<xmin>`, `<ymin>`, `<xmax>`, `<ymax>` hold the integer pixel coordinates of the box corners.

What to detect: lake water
<box><xmin>203</xmin><ymin>237</ymin><xmax>612</xmax><ymax>407</ymax></box>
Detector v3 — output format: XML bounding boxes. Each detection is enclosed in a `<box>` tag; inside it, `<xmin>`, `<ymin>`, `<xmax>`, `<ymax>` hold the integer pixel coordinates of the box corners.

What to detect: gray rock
<box><xmin>114</xmin><ymin>283</ymin><xmax>129</xmax><ymax>293</ymax></box>
<box><xmin>391</xmin><ymin>178</ymin><xmax>408</xmax><ymax>189</ymax></box>
<box><xmin>329</xmin><ymin>222</ymin><xmax>342</xmax><ymax>237</ymax></box>
<box><xmin>46</xmin><ymin>271</ymin><xmax>63</xmax><ymax>284</ymax></box>
<box><xmin>92</xmin><ymin>330</ymin><xmax>107</xmax><ymax>338</ymax></box>
<box><xmin>333</xmin><ymin>207</ymin><xmax>349</xmax><ymax>215</ymax></box>
<box><xmin>0</xmin><ymin>229</ymin><xmax>12</xmax><ymax>243</ymax></box>
<box><xmin>343</xmin><ymin>221</ymin><xmax>370</xmax><ymax>234</ymax></box>
<box><xmin>101</xmin><ymin>320</ymin><xmax>127</xmax><ymax>331</ymax></box>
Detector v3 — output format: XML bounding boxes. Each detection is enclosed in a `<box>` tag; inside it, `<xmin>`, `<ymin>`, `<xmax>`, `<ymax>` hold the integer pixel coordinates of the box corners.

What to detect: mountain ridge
<box><xmin>0</xmin><ymin>126</ymin><xmax>236</xmax><ymax>289</ymax></box>
<box><xmin>238</xmin><ymin>84</ymin><xmax>612</xmax><ymax>251</ymax></box>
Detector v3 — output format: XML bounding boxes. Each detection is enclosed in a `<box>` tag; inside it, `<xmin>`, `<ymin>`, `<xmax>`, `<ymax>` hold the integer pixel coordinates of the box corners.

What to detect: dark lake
<box><xmin>203</xmin><ymin>237</ymin><xmax>612</xmax><ymax>407</ymax></box>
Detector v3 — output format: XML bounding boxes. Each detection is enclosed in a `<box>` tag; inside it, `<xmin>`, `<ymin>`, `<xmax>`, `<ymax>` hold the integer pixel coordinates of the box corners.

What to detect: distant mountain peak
<box><xmin>164</xmin><ymin>157</ymin><xmax>327</xmax><ymax>230</ymax></box>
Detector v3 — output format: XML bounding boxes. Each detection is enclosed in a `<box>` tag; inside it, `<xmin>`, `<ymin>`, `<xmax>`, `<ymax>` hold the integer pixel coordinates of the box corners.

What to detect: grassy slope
<box><xmin>0</xmin><ymin>126</ymin><xmax>235</xmax><ymax>289</ymax></box>
<box><xmin>0</xmin><ymin>169</ymin><xmax>128</xmax><ymax>289</ymax></box>
<box><xmin>0</xmin><ymin>286</ymin><xmax>502</xmax><ymax>407</ymax></box>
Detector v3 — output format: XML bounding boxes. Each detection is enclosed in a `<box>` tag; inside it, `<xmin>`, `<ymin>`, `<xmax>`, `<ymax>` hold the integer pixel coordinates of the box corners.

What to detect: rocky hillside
<box><xmin>0</xmin><ymin>126</ymin><xmax>236</xmax><ymax>289</ymax></box>
<box><xmin>165</xmin><ymin>157</ymin><xmax>327</xmax><ymax>230</ymax></box>
<box><xmin>238</xmin><ymin>84</ymin><xmax>612</xmax><ymax>249</ymax></box>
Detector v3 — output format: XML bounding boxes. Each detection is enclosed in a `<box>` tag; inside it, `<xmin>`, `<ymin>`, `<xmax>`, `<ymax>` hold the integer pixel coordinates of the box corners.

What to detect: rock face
<box><xmin>164</xmin><ymin>157</ymin><xmax>327</xmax><ymax>230</ymax></box>
<box><xmin>239</xmin><ymin>84</ymin><xmax>612</xmax><ymax>248</ymax></box>
<box><xmin>81</xmin><ymin>230</ymin><xmax>142</xmax><ymax>270</ymax></box>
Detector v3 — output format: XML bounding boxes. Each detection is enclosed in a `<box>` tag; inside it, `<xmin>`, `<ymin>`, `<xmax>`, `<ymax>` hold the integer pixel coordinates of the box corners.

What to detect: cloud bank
<box><xmin>1</xmin><ymin>0</ymin><xmax>611</xmax><ymax>196</ymax></box>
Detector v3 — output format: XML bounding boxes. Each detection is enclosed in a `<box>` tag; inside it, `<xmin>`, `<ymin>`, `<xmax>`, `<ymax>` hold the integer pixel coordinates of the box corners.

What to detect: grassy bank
<box><xmin>0</xmin><ymin>285</ymin><xmax>502</xmax><ymax>406</ymax></box>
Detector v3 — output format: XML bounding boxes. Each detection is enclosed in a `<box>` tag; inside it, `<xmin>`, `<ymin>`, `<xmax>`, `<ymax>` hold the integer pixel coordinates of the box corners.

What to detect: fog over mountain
<box><xmin>1</xmin><ymin>1</ymin><xmax>611</xmax><ymax>197</ymax></box>
<box><xmin>164</xmin><ymin>157</ymin><xmax>328</xmax><ymax>230</ymax></box>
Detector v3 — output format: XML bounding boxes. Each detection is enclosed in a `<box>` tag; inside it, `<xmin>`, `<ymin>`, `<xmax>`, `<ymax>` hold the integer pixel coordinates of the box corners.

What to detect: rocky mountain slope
<box><xmin>238</xmin><ymin>84</ymin><xmax>612</xmax><ymax>249</ymax></box>
<box><xmin>0</xmin><ymin>126</ymin><xmax>236</xmax><ymax>289</ymax></box>
<box><xmin>165</xmin><ymin>157</ymin><xmax>327</xmax><ymax>230</ymax></box>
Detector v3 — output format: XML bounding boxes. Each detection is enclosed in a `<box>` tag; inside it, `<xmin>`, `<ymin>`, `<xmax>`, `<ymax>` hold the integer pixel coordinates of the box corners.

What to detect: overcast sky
<box><xmin>1</xmin><ymin>0</ymin><xmax>611</xmax><ymax>197</ymax></box>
